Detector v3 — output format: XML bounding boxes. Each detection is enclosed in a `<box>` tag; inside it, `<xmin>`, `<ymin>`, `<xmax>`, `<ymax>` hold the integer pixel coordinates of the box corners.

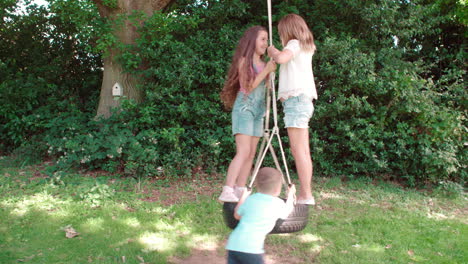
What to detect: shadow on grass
<box><xmin>1</xmin><ymin>167</ymin><xmax>465</xmax><ymax>264</ymax></box>
<box><xmin>0</xmin><ymin>189</ymin><xmax>226</xmax><ymax>264</ymax></box>
<box><xmin>0</xmin><ymin>187</ymin><xmax>328</xmax><ymax>264</ymax></box>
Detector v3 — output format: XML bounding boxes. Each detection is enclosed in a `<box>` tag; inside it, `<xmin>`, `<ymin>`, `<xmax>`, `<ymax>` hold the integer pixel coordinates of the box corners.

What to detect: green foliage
<box><xmin>305</xmin><ymin>0</ymin><xmax>466</xmax><ymax>185</ymax></box>
<box><xmin>1</xmin><ymin>0</ymin><xmax>466</xmax><ymax>186</ymax></box>
<box><xmin>41</xmin><ymin>97</ymin><xmax>229</xmax><ymax>178</ymax></box>
<box><xmin>78</xmin><ymin>182</ymin><xmax>115</xmax><ymax>207</ymax></box>
<box><xmin>0</xmin><ymin>0</ymin><xmax>101</xmax><ymax>154</ymax></box>
<box><xmin>311</xmin><ymin>35</ymin><xmax>464</xmax><ymax>184</ymax></box>
<box><xmin>101</xmin><ymin>0</ymin><xmax>117</xmax><ymax>9</ymax></box>
<box><xmin>434</xmin><ymin>180</ymin><xmax>466</xmax><ymax>199</ymax></box>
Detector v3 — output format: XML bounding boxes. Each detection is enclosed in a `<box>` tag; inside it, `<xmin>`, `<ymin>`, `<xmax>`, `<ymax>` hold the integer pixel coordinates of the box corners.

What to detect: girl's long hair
<box><xmin>220</xmin><ymin>26</ymin><xmax>267</xmax><ymax>110</ymax></box>
<box><xmin>278</xmin><ymin>14</ymin><xmax>316</xmax><ymax>52</ymax></box>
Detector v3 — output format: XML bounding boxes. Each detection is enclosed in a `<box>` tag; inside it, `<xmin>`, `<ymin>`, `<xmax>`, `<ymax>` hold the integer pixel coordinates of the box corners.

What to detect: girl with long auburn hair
<box><xmin>219</xmin><ymin>26</ymin><xmax>277</xmax><ymax>202</ymax></box>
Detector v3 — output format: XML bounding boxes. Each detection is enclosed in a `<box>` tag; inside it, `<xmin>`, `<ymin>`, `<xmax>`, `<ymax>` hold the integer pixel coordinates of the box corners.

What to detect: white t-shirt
<box><xmin>278</xmin><ymin>39</ymin><xmax>317</xmax><ymax>101</ymax></box>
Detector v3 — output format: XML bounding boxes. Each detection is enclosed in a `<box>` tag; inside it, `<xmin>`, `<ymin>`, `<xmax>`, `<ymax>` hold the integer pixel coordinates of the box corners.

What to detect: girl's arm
<box><xmin>267</xmin><ymin>45</ymin><xmax>293</xmax><ymax>64</ymax></box>
<box><xmin>239</xmin><ymin>58</ymin><xmax>276</xmax><ymax>93</ymax></box>
<box><xmin>234</xmin><ymin>189</ymin><xmax>252</xmax><ymax>220</ymax></box>
<box><xmin>249</xmin><ymin>60</ymin><xmax>276</xmax><ymax>92</ymax></box>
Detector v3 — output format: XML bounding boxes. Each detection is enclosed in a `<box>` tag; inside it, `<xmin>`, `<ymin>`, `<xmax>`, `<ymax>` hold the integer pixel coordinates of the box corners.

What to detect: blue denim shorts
<box><xmin>282</xmin><ymin>94</ymin><xmax>314</xmax><ymax>128</ymax></box>
<box><xmin>232</xmin><ymin>85</ymin><xmax>266</xmax><ymax>137</ymax></box>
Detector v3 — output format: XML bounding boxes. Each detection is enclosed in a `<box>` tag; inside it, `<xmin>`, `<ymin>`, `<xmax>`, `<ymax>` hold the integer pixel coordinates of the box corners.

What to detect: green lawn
<box><xmin>0</xmin><ymin>158</ymin><xmax>466</xmax><ymax>264</ymax></box>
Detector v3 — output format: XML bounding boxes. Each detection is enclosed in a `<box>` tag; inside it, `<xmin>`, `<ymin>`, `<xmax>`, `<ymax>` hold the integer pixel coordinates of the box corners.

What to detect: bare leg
<box><xmin>236</xmin><ymin>136</ymin><xmax>260</xmax><ymax>187</ymax></box>
<box><xmin>225</xmin><ymin>134</ymin><xmax>259</xmax><ymax>187</ymax></box>
<box><xmin>287</xmin><ymin>127</ymin><xmax>313</xmax><ymax>200</ymax></box>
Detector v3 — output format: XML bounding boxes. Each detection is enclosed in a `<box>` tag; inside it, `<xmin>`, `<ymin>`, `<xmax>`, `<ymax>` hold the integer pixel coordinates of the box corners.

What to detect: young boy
<box><xmin>225</xmin><ymin>167</ymin><xmax>296</xmax><ymax>264</ymax></box>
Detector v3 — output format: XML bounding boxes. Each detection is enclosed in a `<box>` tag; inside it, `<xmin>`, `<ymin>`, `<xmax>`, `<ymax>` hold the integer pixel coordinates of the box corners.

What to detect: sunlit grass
<box><xmin>139</xmin><ymin>231</ymin><xmax>175</xmax><ymax>252</ymax></box>
<box><xmin>0</xmin><ymin>160</ymin><xmax>466</xmax><ymax>263</ymax></box>
<box><xmin>298</xmin><ymin>233</ymin><xmax>323</xmax><ymax>243</ymax></box>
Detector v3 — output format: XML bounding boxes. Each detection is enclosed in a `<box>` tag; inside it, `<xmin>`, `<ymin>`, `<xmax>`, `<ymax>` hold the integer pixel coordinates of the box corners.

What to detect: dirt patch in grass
<box><xmin>140</xmin><ymin>175</ymin><xmax>222</xmax><ymax>206</ymax></box>
<box><xmin>168</xmin><ymin>248</ymin><xmax>226</xmax><ymax>264</ymax></box>
<box><xmin>168</xmin><ymin>246</ymin><xmax>311</xmax><ymax>264</ymax></box>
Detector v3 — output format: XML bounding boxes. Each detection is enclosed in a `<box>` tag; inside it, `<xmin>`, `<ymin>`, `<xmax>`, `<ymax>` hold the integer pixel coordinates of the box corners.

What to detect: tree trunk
<box><xmin>93</xmin><ymin>0</ymin><xmax>175</xmax><ymax>118</ymax></box>
<box><xmin>96</xmin><ymin>51</ymin><xmax>140</xmax><ymax>118</ymax></box>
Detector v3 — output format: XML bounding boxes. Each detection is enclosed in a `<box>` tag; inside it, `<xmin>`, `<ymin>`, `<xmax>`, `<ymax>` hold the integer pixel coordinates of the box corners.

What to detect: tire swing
<box><xmin>222</xmin><ymin>0</ymin><xmax>310</xmax><ymax>234</ymax></box>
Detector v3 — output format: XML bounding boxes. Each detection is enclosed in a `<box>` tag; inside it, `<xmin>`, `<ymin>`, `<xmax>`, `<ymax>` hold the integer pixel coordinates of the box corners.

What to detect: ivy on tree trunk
<box><xmin>92</xmin><ymin>0</ymin><xmax>175</xmax><ymax>118</ymax></box>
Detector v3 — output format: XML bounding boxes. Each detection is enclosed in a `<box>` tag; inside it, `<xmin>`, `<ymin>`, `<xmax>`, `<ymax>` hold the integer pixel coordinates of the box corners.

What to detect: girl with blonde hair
<box><xmin>268</xmin><ymin>14</ymin><xmax>317</xmax><ymax>205</ymax></box>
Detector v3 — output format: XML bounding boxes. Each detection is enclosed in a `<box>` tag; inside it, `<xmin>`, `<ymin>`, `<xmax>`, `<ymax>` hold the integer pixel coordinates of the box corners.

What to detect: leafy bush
<box><xmin>307</xmin><ymin>0</ymin><xmax>466</xmax><ymax>185</ymax></box>
<box><xmin>40</xmin><ymin>99</ymin><xmax>226</xmax><ymax>178</ymax></box>
<box><xmin>0</xmin><ymin>1</ymin><xmax>101</xmax><ymax>154</ymax></box>
<box><xmin>434</xmin><ymin>180</ymin><xmax>465</xmax><ymax>199</ymax></box>
<box><xmin>312</xmin><ymin>34</ymin><xmax>465</xmax><ymax>185</ymax></box>
<box><xmin>1</xmin><ymin>0</ymin><xmax>465</xmax><ymax>186</ymax></box>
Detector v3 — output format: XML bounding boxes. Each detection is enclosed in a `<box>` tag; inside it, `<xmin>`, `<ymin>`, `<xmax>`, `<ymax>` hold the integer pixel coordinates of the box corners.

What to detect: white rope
<box><xmin>267</xmin><ymin>0</ymin><xmax>273</xmax><ymax>46</ymax></box>
<box><xmin>248</xmin><ymin>0</ymin><xmax>291</xmax><ymax>189</ymax></box>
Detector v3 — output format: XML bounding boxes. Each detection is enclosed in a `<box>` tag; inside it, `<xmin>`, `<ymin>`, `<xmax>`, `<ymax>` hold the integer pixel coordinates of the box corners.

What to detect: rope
<box><xmin>248</xmin><ymin>0</ymin><xmax>291</xmax><ymax>189</ymax></box>
<box><xmin>267</xmin><ymin>0</ymin><xmax>273</xmax><ymax>46</ymax></box>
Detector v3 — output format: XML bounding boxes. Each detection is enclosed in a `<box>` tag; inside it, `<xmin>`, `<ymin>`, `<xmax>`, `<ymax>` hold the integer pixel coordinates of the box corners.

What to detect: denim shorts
<box><xmin>232</xmin><ymin>85</ymin><xmax>265</xmax><ymax>137</ymax></box>
<box><xmin>282</xmin><ymin>94</ymin><xmax>314</xmax><ymax>128</ymax></box>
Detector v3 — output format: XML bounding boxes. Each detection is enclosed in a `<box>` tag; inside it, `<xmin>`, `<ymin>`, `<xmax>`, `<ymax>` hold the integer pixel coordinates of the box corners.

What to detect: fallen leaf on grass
<box><xmin>385</xmin><ymin>244</ymin><xmax>392</xmax><ymax>249</ymax></box>
<box><xmin>62</xmin><ymin>225</ymin><xmax>79</xmax><ymax>238</ymax></box>
<box><xmin>407</xmin><ymin>250</ymin><xmax>414</xmax><ymax>256</ymax></box>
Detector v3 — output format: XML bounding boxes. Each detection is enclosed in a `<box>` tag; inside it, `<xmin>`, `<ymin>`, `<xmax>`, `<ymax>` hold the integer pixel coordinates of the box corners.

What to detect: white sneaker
<box><xmin>218</xmin><ymin>186</ymin><xmax>239</xmax><ymax>202</ymax></box>
<box><xmin>297</xmin><ymin>197</ymin><xmax>315</xmax><ymax>205</ymax></box>
<box><xmin>234</xmin><ymin>186</ymin><xmax>246</xmax><ymax>199</ymax></box>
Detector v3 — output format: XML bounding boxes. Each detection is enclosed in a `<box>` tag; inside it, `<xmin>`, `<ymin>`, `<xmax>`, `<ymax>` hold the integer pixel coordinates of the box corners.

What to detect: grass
<box><xmin>0</xmin><ymin>157</ymin><xmax>466</xmax><ymax>264</ymax></box>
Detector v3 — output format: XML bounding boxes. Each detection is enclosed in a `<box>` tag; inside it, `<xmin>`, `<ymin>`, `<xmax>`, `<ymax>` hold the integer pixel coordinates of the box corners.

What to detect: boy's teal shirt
<box><xmin>226</xmin><ymin>193</ymin><xmax>287</xmax><ymax>254</ymax></box>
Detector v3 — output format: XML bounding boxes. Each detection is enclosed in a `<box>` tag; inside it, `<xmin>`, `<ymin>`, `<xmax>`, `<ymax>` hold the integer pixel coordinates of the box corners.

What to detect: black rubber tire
<box><xmin>222</xmin><ymin>202</ymin><xmax>240</xmax><ymax>230</ymax></box>
<box><xmin>222</xmin><ymin>200</ymin><xmax>309</xmax><ymax>234</ymax></box>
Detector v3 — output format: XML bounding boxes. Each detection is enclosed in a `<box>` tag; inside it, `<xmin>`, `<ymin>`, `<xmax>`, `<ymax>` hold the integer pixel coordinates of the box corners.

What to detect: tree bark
<box><xmin>93</xmin><ymin>0</ymin><xmax>175</xmax><ymax>118</ymax></box>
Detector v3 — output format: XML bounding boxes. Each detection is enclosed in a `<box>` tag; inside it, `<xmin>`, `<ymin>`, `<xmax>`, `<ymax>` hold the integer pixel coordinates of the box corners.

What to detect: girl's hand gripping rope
<box><xmin>265</xmin><ymin>59</ymin><xmax>276</xmax><ymax>90</ymax></box>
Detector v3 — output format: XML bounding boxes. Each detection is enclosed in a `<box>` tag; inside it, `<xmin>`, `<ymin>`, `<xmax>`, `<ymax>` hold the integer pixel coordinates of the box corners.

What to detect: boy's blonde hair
<box><xmin>255</xmin><ymin>167</ymin><xmax>282</xmax><ymax>194</ymax></box>
<box><xmin>278</xmin><ymin>14</ymin><xmax>316</xmax><ymax>52</ymax></box>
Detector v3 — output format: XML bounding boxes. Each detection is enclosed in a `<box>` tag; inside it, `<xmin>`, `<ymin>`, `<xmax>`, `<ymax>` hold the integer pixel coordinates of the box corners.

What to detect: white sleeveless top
<box><xmin>278</xmin><ymin>39</ymin><xmax>317</xmax><ymax>101</ymax></box>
